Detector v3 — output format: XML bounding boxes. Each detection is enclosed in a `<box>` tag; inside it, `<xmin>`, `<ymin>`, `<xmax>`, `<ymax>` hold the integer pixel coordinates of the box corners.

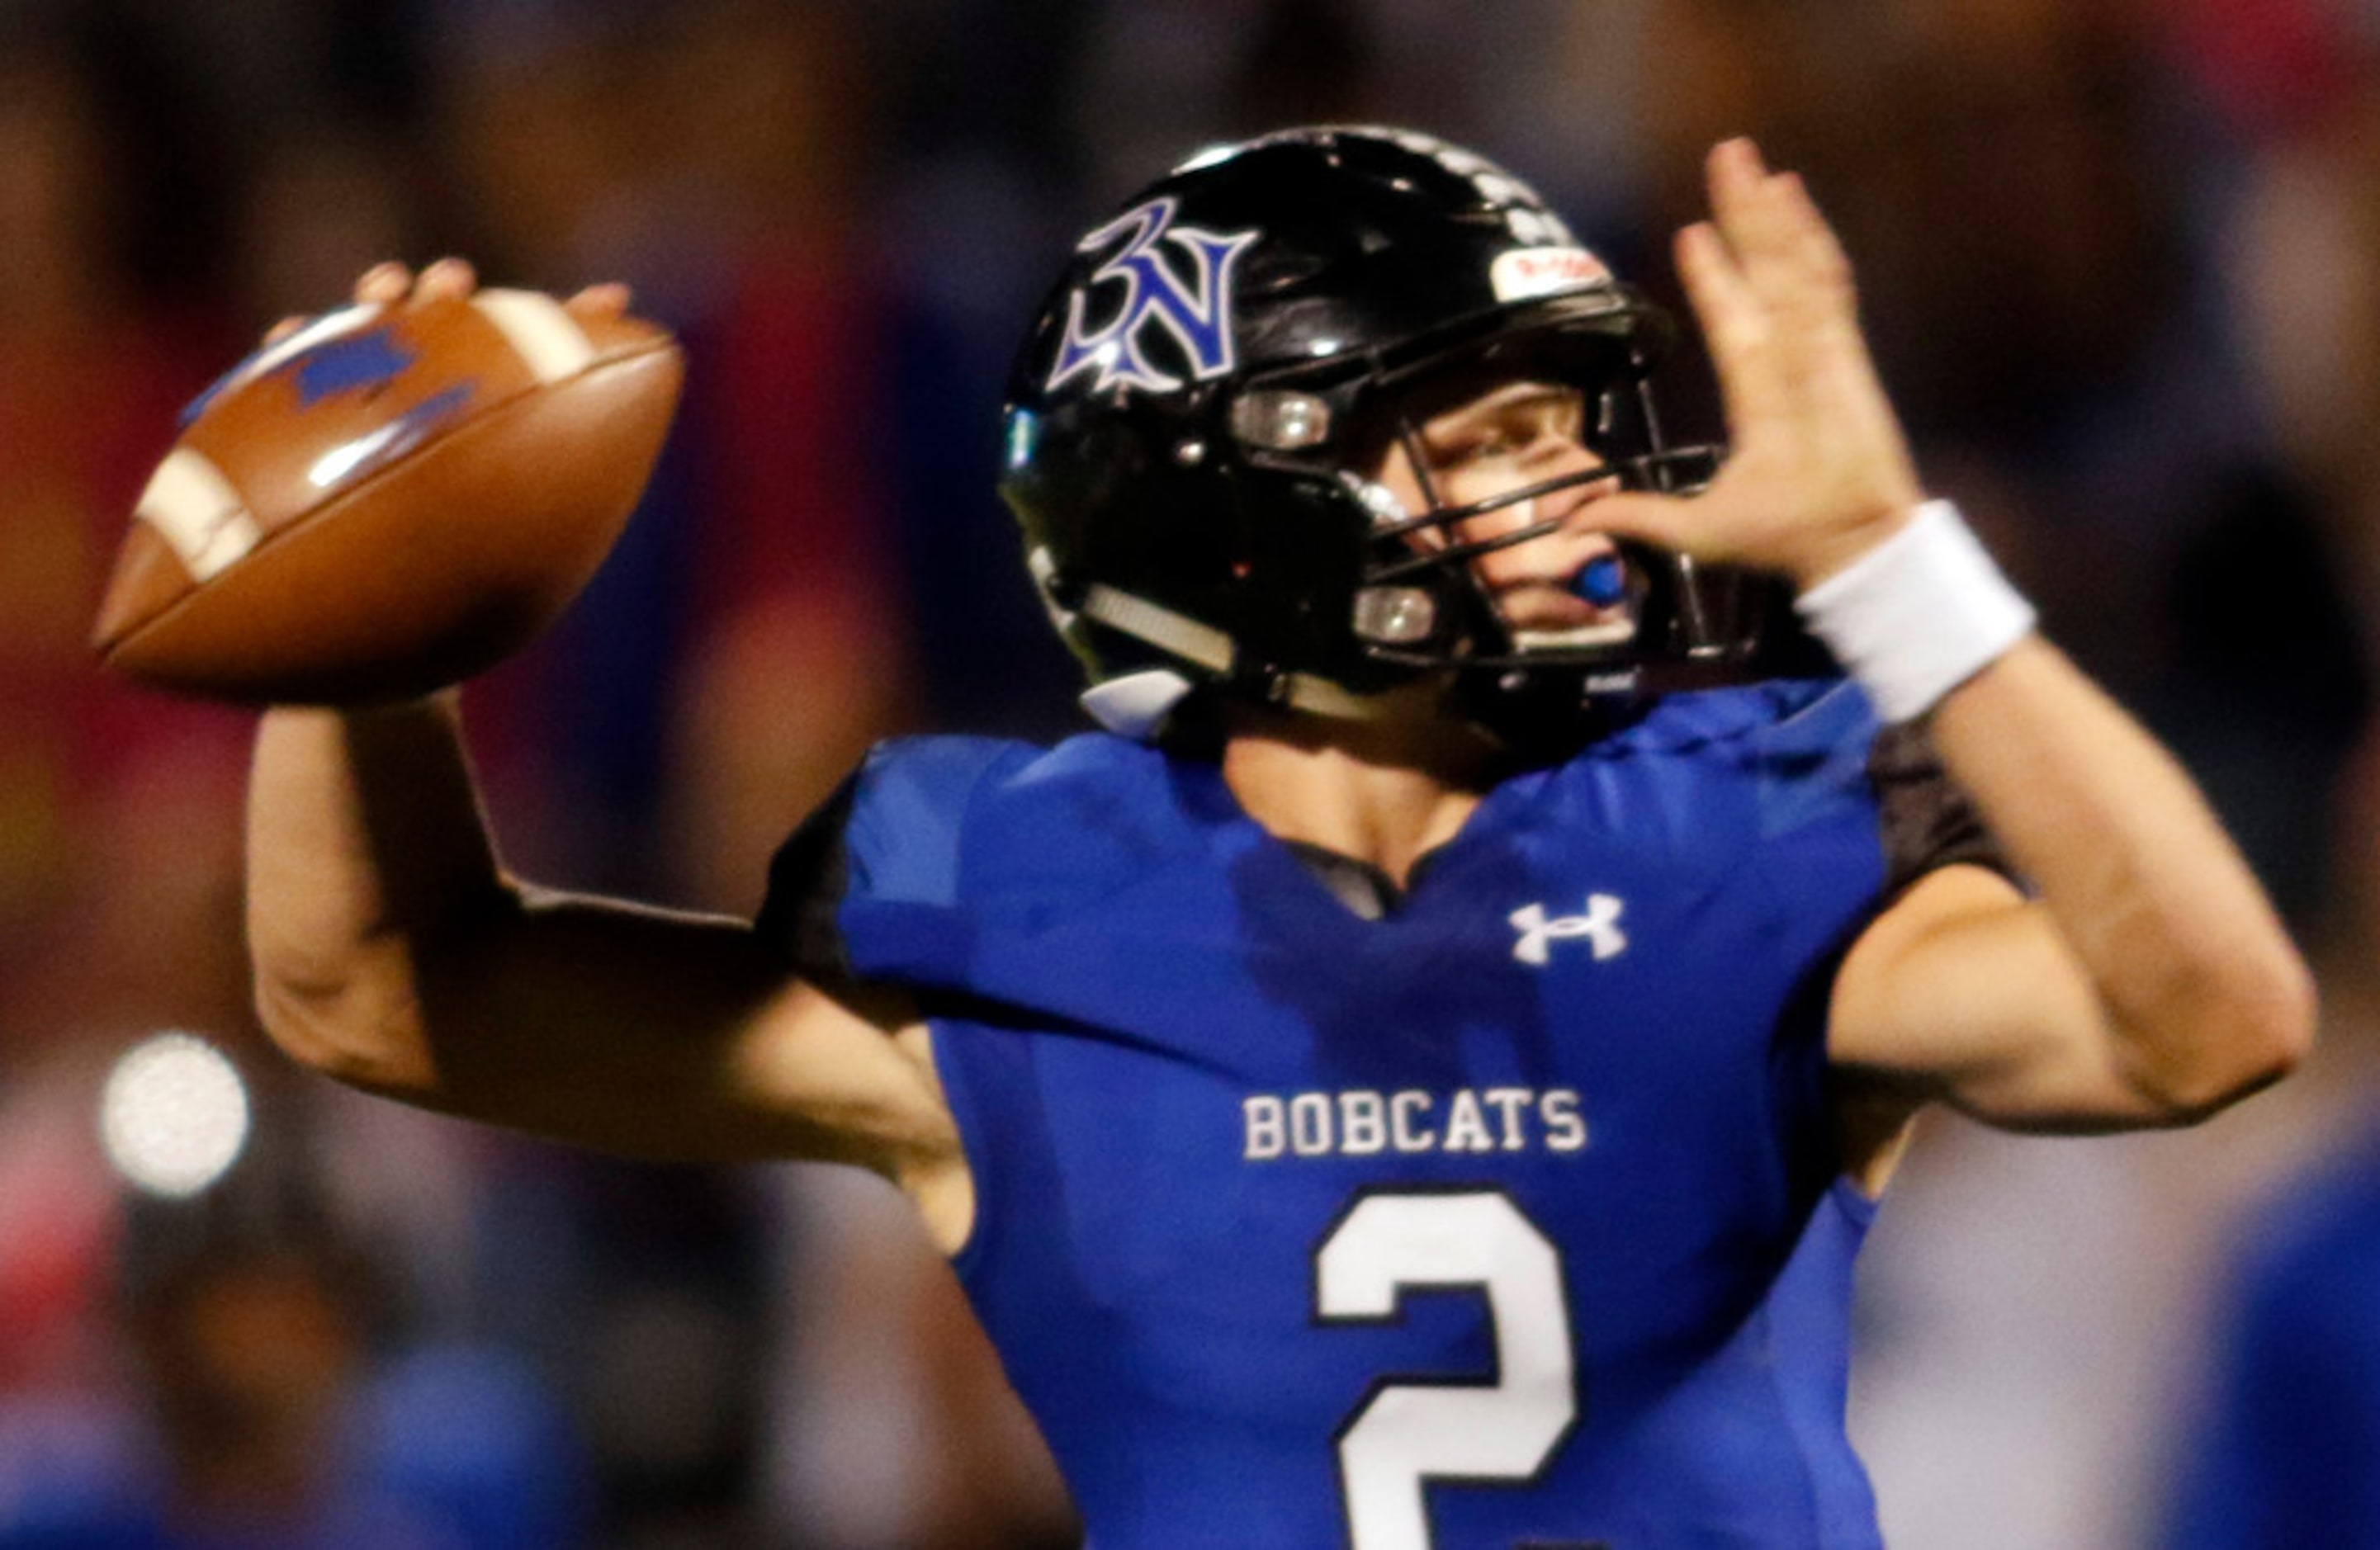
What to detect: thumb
<box><xmin>1583</xmin><ymin>489</ymin><xmax>1700</xmax><ymax>558</ymax></box>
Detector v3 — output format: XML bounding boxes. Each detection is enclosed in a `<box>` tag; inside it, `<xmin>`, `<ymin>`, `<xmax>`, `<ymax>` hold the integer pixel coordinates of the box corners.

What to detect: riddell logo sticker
<box><xmin>1490</xmin><ymin>247</ymin><xmax>1611</xmax><ymax>302</ymax></box>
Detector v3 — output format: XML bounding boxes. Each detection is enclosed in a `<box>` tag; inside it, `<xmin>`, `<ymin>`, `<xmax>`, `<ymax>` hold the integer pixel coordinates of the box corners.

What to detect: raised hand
<box><xmin>1591</xmin><ymin>139</ymin><xmax>1925</xmax><ymax>591</ymax></box>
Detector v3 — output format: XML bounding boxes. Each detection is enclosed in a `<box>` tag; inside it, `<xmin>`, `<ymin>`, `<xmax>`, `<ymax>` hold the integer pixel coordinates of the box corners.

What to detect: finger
<box><xmin>353</xmin><ymin>261</ymin><xmax>411</xmax><ymax>307</ymax></box>
<box><xmin>1703</xmin><ymin>139</ymin><xmax>1821</xmax><ymax>329</ymax></box>
<box><xmin>1676</xmin><ymin>220</ymin><xmax>1763</xmax><ymax>358</ymax></box>
<box><xmin>565</xmin><ymin>281</ymin><xmax>633</xmax><ymax>319</ymax></box>
<box><xmin>1771</xmin><ymin>172</ymin><xmax>1862</xmax><ymax>337</ymax></box>
<box><xmin>1706</xmin><ymin>141</ymin><xmax>1825</xmax><ymax>300</ymax></box>
<box><xmin>1705</xmin><ymin>138</ymin><xmax>1781</xmax><ymax>258</ymax></box>
<box><xmin>263</xmin><ymin>314</ymin><xmax>310</xmax><ymax>347</ymax></box>
<box><xmin>1744</xmin><ymin>171</ymin><xmax>1897</xmax><ymax>424</ymax></box>
<box><xmin>1676</xmin><ymin>221</ymin><xmax>1787</xmax><ymax>430</ymax></box>
<box><xmin>414</xmin><ymin>256</ymin><xmax>478</xmax><ymax>302</ymax></box>
<box><xmin>1774</xmin><ymin>174</ymin><xmax>1852</xmax><ymax>284</ymax></box>
<box><xmin>1709</xmin><ymin>146</ymin><xmax>1856</xmax><ymax>343</ymax></box>
<box><xmin>1706</xmin><ymin>137</ymin><xmax>1794</xmax><ymax>253</ymax></box>
<box><xmin>1580</xmin><ymin>488</ymin><xmax>1701</xmax><ymax>558</ymax></box>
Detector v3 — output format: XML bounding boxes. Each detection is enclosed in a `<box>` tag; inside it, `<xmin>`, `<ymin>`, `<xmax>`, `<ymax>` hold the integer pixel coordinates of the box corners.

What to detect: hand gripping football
<box><xmin>92</xmin><ymin>288</ymin><xmax>684</xmax><ymax>705</ymax></box>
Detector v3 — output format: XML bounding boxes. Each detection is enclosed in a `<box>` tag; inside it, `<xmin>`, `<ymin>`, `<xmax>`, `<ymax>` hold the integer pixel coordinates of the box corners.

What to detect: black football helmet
<box><xmin>999</xmin><ymin>125</ymin><xmax>1768</xmax><ymax>745</ymax></box>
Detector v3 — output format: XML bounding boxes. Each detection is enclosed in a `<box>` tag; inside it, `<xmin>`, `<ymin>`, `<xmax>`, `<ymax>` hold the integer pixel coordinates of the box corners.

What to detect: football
<box><xmin>92</xmin><ymin>288</ymin><xmax>684</xmax><ymax>705</ymax></box>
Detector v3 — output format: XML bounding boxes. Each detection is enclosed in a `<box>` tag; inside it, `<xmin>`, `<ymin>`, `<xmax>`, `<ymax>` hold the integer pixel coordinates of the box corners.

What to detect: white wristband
<box><xmin>1792</xmin><ymin>499</ymin><xmax>2036</xmax><ymax>723</ymax></box>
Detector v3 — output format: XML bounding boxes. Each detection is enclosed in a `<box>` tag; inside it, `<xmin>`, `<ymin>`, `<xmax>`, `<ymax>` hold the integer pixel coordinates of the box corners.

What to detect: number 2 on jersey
<box><xmin>1316</xmin><ymin>1190</ymin><xmax>1578</xmax><ymax>1550</ymax></box>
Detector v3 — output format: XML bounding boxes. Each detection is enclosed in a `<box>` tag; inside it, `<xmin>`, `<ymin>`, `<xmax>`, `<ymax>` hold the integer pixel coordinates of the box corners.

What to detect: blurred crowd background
<box><xmin>3</xmin><ymin>0</ymin><xmax>2380</xmax><ymax>1545</ymax></box>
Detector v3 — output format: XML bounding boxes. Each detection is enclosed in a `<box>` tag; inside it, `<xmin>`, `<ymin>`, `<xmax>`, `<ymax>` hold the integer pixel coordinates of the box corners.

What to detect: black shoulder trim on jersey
<box><xmin>755</xmin><ymin>769</ymin><xmax>864</xmax><ymax>982</ymax></box>
<box><xmin>1868</xmin><ymin>719</ymin><xmax>2017</xmax><ymax>898</ymax></box>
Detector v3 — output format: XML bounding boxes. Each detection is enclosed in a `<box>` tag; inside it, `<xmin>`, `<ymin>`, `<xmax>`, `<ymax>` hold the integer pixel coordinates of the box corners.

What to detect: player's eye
<box><xmin>1435</xmin><ymin>418</ymin><xmax>1558</xmax><ymax>470</ymax></box>
<box><xmin>1436</xmin><ymin>415</ymin><xmax>1531</xmax><ymax>464</ymax></box>
<box><xmin>1414</xmin><ymin>385</ymin><xmax>1592</xmax><ymax>476</ymax></box>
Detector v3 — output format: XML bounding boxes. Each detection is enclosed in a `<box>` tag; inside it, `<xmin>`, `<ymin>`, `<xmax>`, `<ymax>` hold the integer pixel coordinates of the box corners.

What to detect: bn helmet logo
<box><xmin>1048</xmin><ymin>197</ymin><xmax>1258</xmax><ymax>396</ymax></box>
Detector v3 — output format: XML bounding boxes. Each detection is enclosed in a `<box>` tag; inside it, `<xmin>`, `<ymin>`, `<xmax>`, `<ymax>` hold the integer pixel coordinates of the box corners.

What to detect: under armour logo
<box><xmin>1509</xmin><ymin>895</ymin><xmax>1627</xmax><ymax>966</ymax></box>
<box><xmin>1048</xmin><ymin>197</ymin><xmax>1259</xmax><ymax>396</ymax></box>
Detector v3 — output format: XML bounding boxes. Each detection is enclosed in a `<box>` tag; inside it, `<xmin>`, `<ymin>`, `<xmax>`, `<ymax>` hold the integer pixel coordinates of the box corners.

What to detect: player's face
<box><xmin>1371</xmin><ymin>377</ymin><xmax>1633</xmax><ymax>647</ymax></box>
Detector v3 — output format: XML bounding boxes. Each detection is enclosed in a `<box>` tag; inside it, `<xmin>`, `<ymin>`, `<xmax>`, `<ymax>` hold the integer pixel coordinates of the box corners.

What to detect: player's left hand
<box><xmin>1587</xmin><ymin>138</ymin><xmax>1925</xmax><ymax>591</ymax></box>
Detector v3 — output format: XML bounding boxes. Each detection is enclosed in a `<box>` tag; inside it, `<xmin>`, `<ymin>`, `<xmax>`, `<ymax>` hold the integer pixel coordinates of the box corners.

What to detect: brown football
<box><xmin>92</xmin><ymin>288</ymin><xmax>684</xmax><ymax>705</ymax></box>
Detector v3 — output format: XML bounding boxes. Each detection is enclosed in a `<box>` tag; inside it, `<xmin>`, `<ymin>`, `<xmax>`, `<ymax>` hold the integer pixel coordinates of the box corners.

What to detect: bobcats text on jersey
<box><xmin>1242</xmin><ymin>1087</ymin><xmax>1589</xmax><ymax>1160</ymax></box>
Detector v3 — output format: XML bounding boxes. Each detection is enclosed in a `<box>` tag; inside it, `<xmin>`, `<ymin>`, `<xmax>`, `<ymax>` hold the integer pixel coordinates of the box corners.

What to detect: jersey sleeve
<box><xmin>1866</xmin><ymin>719</ymin><xmax>2016</xmax><ymax>897</ymax></box>
<box><xmin>752</xmin><ymin>735</ymin><xmax>1033</xmax><ymax>988</ymax></box>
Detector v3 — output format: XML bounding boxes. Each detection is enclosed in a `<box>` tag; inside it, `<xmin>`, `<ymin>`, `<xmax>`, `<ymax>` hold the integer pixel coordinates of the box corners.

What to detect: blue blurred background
<box><xmin>4</xmin><ymin>1</ymin><xmax>2380</xmax><ymax>1545</ymax></box>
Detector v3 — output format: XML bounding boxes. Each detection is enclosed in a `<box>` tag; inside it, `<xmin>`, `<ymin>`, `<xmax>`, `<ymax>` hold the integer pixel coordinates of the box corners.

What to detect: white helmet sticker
<box><xmin>1490</xmin><ymin>247</ymin><xmax>1612</xmax><ymax>303</ymax></box>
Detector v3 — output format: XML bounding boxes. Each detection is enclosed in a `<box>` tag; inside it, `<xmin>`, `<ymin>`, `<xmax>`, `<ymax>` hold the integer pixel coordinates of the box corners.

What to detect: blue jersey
<box><xmin>2163</xmin><ymin>1122</ymin><xmax>2380</xmax><ymax>1550</ymax></box>
<box><xmin>763</xmin><ymin>681</ymin><xmax>1982</xmax><ymax>1549</ymax></box>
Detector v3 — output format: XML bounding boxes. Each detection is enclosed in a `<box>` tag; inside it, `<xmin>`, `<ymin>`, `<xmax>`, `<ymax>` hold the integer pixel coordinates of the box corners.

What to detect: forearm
<box><xmin>242</xmin><ymin>697</ymin><xmax>931</xmax><ymax>1168</ymax></box>
<box><xmin>1926</xmin><ymin>637</ymin><xmax>2316</xmax><ymax>1110</ymax></box>
<box><xmin>245</xmin><ymin>695</ymin><xmax>514</xmax><ymax>1088</ymax></box>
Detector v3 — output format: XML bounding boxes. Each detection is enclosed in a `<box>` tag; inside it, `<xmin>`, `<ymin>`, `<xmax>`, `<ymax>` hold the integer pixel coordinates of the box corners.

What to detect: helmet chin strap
<box><xmin>1070</xmin><ymin>582</ymin><xmax>1387</xmax><ymax>735</ymax></box>
<box><xmin>1033</xmin><ymin>545</ymin><xmax>1391</xmax><ymax>737</ymax></box>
